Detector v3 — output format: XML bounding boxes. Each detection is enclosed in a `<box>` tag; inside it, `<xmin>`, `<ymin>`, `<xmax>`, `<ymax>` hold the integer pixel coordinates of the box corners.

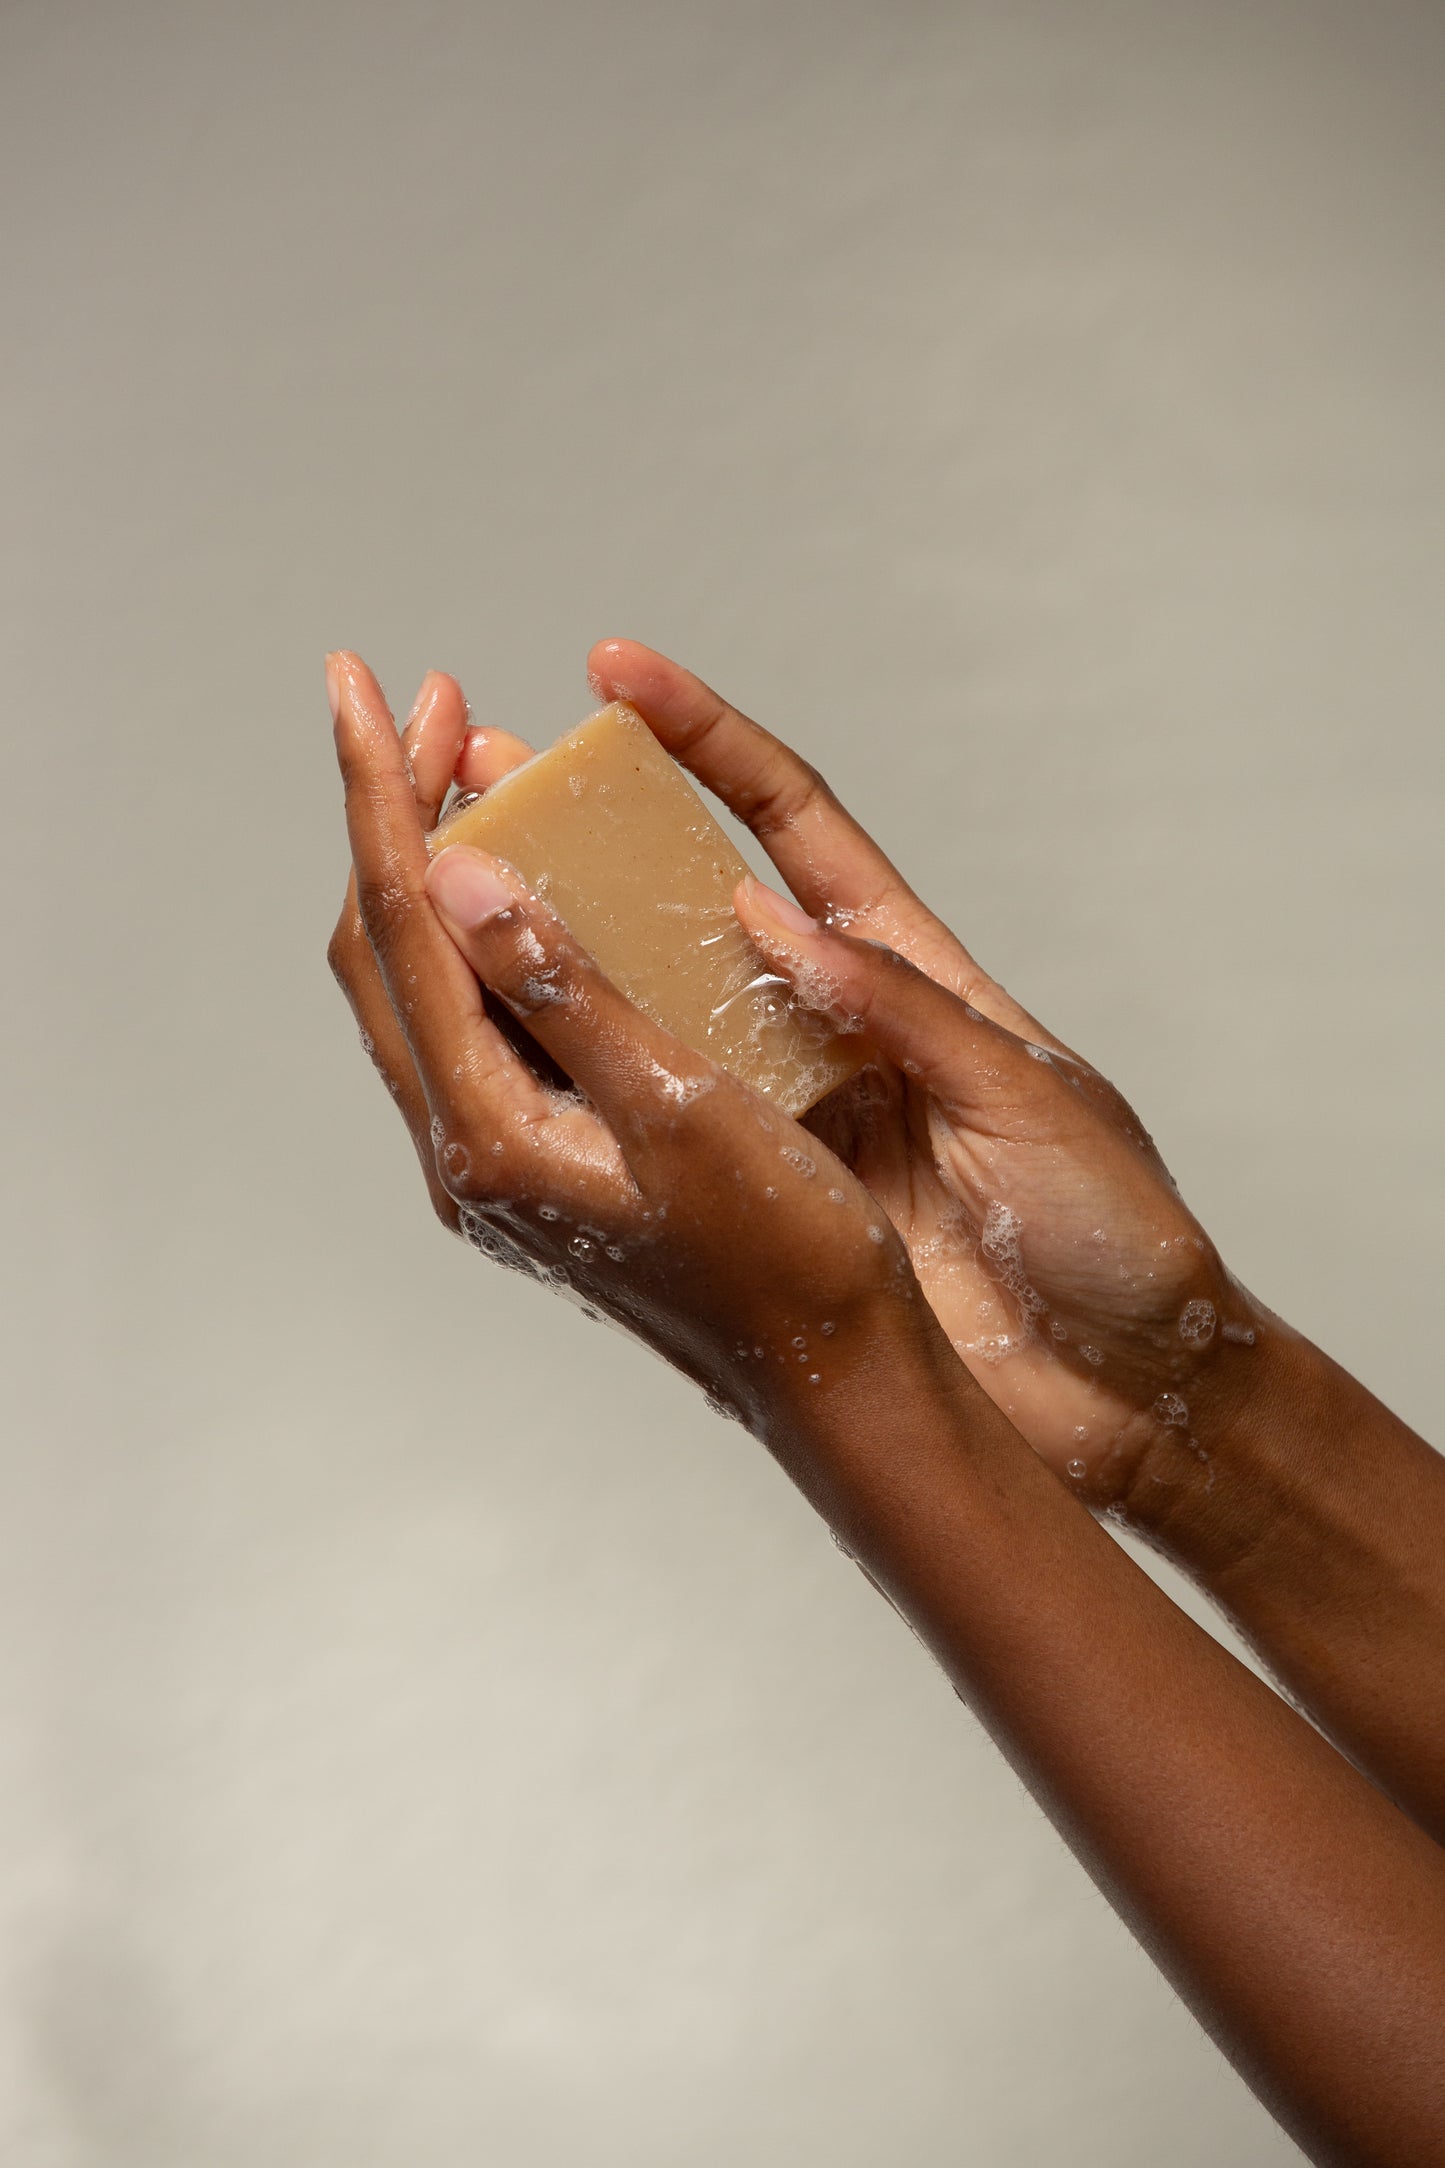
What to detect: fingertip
<box><xmin>735</xmin><ymin>874</ymin><xmax>821</xmax><ymax>943</ymax></box>
<box><xmin>585</xmin><ymin>636</ymin><xmax>691</xmax><ymax>720</ymax></box>
<box><xmin>326</xmin><ymin>650</ymin><xmax>392</xmax><ymax>735</ymax></box>
<box><xmin>586</xmin><ymin>635</ymin><xmax>642</xmax><ymax>701</ymax></box>
<box><xmin>425</xmin><ymin>845</ymin><xmax>524</xmax><ymax>931</ymax></box>
<box><xmin>454</xmin><ymin>724</ymin><xmax>537</xmax><ymax>794</ymax></box>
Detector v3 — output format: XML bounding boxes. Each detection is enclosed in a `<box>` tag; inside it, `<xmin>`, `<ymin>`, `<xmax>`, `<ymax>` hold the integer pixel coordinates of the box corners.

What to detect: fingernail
<box><xmin>403</xmin><ymin>674</ymin><xmax>437</xmax><ymax>739</ymax></box>
<box><xmin>324</xmin><ymin>653</ymin><xmax>342</xmax><ymax>724</ymax></box>
<box><xmin>742</xmin><ymin>876</ymin><xmax>817</xmax><ymax>938</ymax></box>
<box><xmin>426</xmin><ymin>848</ymin><xmax>520</xmax><ymax>928</ymax></box>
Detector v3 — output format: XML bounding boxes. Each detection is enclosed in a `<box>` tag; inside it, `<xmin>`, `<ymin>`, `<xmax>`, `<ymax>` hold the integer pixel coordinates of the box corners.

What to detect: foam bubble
<box><xmin>1178</xmin><ymin>1298</ymin><xmax>1217</xmax><ymax>1346</ymax></box>
<box><xmin>647</xmin><ymin>1061</ymin><xmax>717</xmax><ymax>1108</ymax></box>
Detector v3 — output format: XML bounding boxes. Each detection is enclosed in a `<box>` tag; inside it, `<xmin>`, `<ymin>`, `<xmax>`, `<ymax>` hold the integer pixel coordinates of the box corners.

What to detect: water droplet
<box><xmin>867</xmin><ymin>1225</ymin><xmax>885</xmax><ymax>1245</ymax></box>
<box><xmin>1067</xmin><ymin>1458</ymin><xmax>1086</xmax><ymax>1479</ymax></box>
<box><xmin>1073</xmin><ymin>1425</ymin><xmax>1089</xmax><ymax>1441</ymax></box>
<box><xmin>538</xmin><ymin>1204</ymin><xmax>559</xmax><ymax>1222</ymax></box>
<box><xmin>827</xmin><ymin>1187</ymin><xmax>846</xmax><ymax>1204</ymax></box>
<box><xmin>1080</xmin><ymin>1344</ymin><xmax>1105</xmax><ymax>1367</ymax></box>
<box><xmin>605</xmin><ymin>1243</ymin><xmax>626</xmax><ymax>1262</ymax></box>
<box><xmin>1152</xmin><ymin>1392</ymin><xmax>1188</xmax><ymax>1426</ymax></box>
<box><xmin>791</xmin><ymin>1336</ymin><xmax>807</xmax><ymax>1350</ymax></box>
<box><xmin>808</xmin><ymin>1373</ymin><xmax>821</xmax><ymax>1385</ymax></box>
<box><xmin>568</xmin><ymin>1234</ymin><xmax>595</xmax><ymax>1261</ymax></box>
<box><xmin>1049</xmin><ymin>1319</ymin><xmax>1068</xmax><ymax>1341</ymax></box>
<box><xmin>821</xmin><ymin>1321</ymin><xmax>836</xmax><ymax>1336</ymax></box>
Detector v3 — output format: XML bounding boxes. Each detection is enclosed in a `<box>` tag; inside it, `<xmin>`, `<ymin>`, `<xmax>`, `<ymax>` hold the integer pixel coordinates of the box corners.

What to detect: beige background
<box><xmin>3</xmin><ymin>2</ymin><xmax>1442</xmax><ymax>2162</ymax></box>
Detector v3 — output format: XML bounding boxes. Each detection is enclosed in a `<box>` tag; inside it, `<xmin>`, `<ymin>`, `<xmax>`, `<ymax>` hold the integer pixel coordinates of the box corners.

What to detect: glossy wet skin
<box><xmin>325</xmin><ymin>641</ymin><xmax>1445</xmax><ymax>2166</ymax></box>
<box><xmin>327</xmin><ymin>638</ymin><xmax>1261</xmax><ymax>1497</ymax></box>
<box><xmin>326</xmin><ymin>649</ymin><xmax>942</xmax><ymax>1442</ymax></box>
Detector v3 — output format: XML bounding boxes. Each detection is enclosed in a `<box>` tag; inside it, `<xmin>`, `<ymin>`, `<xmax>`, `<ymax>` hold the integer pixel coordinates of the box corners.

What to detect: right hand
<box><xmin>574</xmin><ymin>640</ymin><xmax>1264</xmax><ymax>1503</ymax></box>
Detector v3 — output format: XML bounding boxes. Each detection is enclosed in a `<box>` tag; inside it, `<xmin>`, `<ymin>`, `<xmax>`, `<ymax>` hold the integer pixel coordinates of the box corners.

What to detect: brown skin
<box><xmin>341</xmin><ymin>640</ymin><xmax>1445</xmax><ymax>1847</ymax></box>
<box><xmin>327</xmin><ymin>647</ymin><xmax>1445</xmax><ymax>2165</ymax></box>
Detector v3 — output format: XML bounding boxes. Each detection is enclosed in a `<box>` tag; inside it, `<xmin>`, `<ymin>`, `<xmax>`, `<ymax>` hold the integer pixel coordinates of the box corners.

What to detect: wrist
<box><xmin>754</xmin><ymin>1288</ymin><xmax>1015</xmax><ymax>1543</ymax></box>
<box><xmin>1116</xmin><ymin>1294</ymin><xmax>1359</xmax><ymax>1576</ymax></box>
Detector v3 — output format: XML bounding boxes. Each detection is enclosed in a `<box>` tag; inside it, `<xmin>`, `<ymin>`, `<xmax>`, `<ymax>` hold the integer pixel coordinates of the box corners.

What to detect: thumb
<box><xmin>735</xmin><ymin>875</ymin><xmax>1045</xmax><ymax>1109</ymax></box>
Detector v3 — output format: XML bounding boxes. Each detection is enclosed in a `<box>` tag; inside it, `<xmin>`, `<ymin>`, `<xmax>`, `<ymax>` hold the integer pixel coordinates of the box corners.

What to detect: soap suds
<box><xmin>1178</xmin><ymin>1298</ymin><xmax>1217</xmax><ymax>1346</ymax></box>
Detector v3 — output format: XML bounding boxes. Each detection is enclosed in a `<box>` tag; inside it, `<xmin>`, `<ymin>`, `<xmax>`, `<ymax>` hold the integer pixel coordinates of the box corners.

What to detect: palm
<box><xmin>807</xmin><ymin>1047</ymin><xmax>1222</xmax><ymax>1477</ymax></box>
<box><xmin>581</xmin><ymin>640</ymin><xmax>1237</xmax><ymax>1495</ymax></box>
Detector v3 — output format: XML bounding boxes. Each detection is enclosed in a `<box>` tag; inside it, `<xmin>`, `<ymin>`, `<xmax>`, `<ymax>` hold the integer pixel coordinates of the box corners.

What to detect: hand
<box><xmin>325</xmin><ymin>651</ymin><xmax>946</xmax><ymax>1437</ymax></box>
<box><xmin>565</xmin><ymin>640</ymin><xmax>1263</xmax><ymax>1503</ymax></box>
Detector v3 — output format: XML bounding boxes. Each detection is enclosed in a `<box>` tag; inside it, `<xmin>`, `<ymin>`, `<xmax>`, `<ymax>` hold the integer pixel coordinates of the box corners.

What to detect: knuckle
<box><xmin>325</xmin><ymin>899</ymin><xmax>367</xmax><ymax>988</ymax></box>
<box><xmin>430</xmin><ymin>1184</ymin><xmax>463</xmax><ymax>1233</ymax></box>
<box><xmin>747</xmin><ymin>752</ymin><xmax>832</xmax><ymax>839</ymax></box>
<box><xmin>847</xmin><ymin>943</ymin><xmax>901</xmax><ymax>1036</ymax></box>
<box><xmin>325</xmin><ymin>925</ymin><xmax>350</xmax><ymax>990</ymax></box>
<box><xmin>354</xmin><ymin>870</ymin><xmax>416</xmax><ymax>963</ymax></box>
<box><xmin>425</xmin><ymin>1109</ymin><xmax>479</xmax><ymax>1196</ymax></box>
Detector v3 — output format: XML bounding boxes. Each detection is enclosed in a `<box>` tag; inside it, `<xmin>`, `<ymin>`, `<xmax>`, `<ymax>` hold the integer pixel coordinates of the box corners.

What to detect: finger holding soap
<box><xmin>401</xmin><ymin>670</ymin><xmax>471</xmax><ymax>828</ymax></box>
<box><xmin>585</xmin><ymin>637</ymin><xmax>980</xmax><ymax>985</ymax></box>
<box><xmin>425</xmin><ymin>844</ymin><xmax>726</xmax><ymax>1155</ymax></box>
<box><xmin>453</xmin><ymin>724</ymin><xmax>536</xmax><ymax>800</ymax></box>
<box><xmin>736</xmin><ymin>873</ymin><xmax>1037</xmax><ymax>1108</ymax></box>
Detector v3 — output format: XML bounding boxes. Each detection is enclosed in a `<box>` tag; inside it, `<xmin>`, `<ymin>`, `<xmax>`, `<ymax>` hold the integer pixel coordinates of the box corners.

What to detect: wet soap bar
<box><xmin>427</xmin><ymin>702</ymin><xmax>864</xmax><ymax>1117</ymax></box>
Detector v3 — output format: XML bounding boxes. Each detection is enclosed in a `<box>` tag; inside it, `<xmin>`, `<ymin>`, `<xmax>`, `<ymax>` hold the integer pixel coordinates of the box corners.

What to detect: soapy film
<box><xmin>429</xmin><ymin>702</ymin><xmax>864</xmax><ymax>1118</ymax></box>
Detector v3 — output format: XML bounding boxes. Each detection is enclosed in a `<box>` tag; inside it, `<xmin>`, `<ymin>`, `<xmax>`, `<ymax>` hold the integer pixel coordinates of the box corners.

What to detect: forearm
<box><xmin>766</xmin><ymin>1332</ymin><xmax>1445</xmax><ymax>2168</ymax></box>
<box><xmin>1121</xmin><ymin>1313</ymin><xmax>1445</xmax><ymax>1842</ymax></box>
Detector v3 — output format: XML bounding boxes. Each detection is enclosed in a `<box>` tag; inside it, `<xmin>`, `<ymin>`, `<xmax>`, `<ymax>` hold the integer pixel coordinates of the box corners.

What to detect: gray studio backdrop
<box><xmin>3</xmin><ymin>3</ymin><xmax>1442</xmax><ymax>2163</ymax></box>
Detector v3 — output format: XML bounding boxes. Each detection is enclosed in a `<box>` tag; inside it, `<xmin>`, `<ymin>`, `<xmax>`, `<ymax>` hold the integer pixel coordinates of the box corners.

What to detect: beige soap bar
<box><xmin>427</xmin><ymin>702</ymin><xmax>864</xmax><ymax>1117</ymax></box>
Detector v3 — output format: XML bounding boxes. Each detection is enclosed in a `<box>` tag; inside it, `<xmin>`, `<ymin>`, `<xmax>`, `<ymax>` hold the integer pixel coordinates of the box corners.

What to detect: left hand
<box><xmin>325</xmin><ymin>651</ymin><xmax>948</xmax><ymax>1439</ymax></box>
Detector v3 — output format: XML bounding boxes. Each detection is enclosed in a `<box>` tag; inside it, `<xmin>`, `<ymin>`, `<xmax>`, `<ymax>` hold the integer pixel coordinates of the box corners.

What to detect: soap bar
<box><xmin>427</xmin><ymin>702</ymin><xmax>864</xmax><ymax>1117</ymax></box>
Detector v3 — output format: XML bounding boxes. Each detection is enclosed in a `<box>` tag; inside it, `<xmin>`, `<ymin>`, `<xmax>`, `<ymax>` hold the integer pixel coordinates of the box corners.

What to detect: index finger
<box><xmin>585</xmin><ymin>637</ymin><xmax>932</xmax><ymax>938</ymax></box>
